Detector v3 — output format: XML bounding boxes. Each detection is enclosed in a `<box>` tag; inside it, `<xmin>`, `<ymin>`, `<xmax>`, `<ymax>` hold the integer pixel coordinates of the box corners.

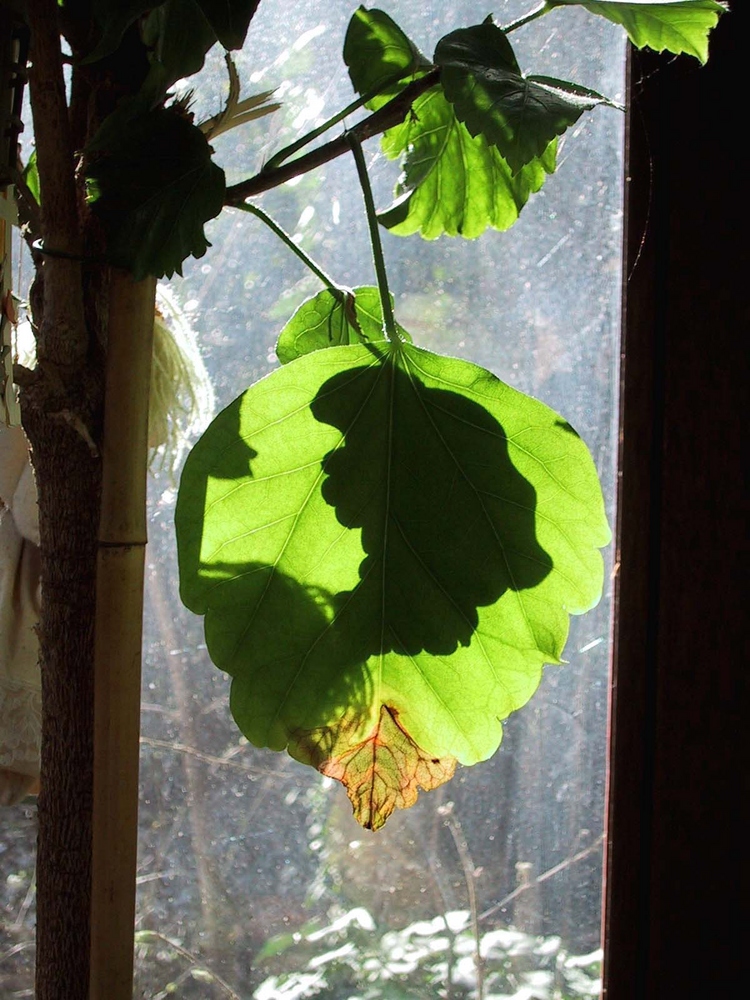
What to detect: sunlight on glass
<box><xmin>136</xmin><ymin>2</ymin><xmax>624</xmax><ymax>994</ymax></box>
<box><xmin>0</xmin><ymin>1</ymin><xmax>626</xmax><ymax>997</ymax></box>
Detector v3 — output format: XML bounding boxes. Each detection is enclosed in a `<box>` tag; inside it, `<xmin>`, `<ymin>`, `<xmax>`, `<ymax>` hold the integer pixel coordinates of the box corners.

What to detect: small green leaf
<box><xmin>275</xmin><ymin>286</ymin><xmax>410</xmax><ymax>364</ymax></box>
<box><xmin>547</xmin><ymin>0</ymin><xmax>726</xmax><ymax>63</ymax></box>
<box><xmin>176</xmin><ymin>341</ymin><xmax>609</xmax><ymax>828</ymax></box>
<box><xmin>436</xmin><ymin>22</ymin><xmax>614</xmax><ymax>174</ymax></box>
<box><xmin>254</xmin><ymin>931</ymin><xmax>302</xmax><ymax>962</ymax></box>
<box><xmin>86</xmin><ymin>109</ymin><xmax>225</xmax><ymax>279</ymax></box>
<box><xmin>22</xmin><ymin>150</ymin><xmax>40</xmax><ymax>205</ymax></box>
<box><xmin>193</xmin><ymin>0</ymin><xmax>261</xmax><ymax>50</ymax></box>
<box><xmin>378</xmin><ymin>84</ymin><xmax>556</xmax><ymax>238</ymax></box>
<box><xmin>344</xmin><ymin>5</ymin><xmax>431</xmax><ymax>97</ymax></box>
<box><xmin>134</xmin><ymin>930</ymin><xmax>159</xmax><ymax>944</ymax></box>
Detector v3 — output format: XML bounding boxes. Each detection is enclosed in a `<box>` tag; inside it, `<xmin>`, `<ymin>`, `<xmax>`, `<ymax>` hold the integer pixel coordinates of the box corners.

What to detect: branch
<box><xmin>225</xmin><ymin>69</ymin><xmax>441</xmax><ymax>205</ymax></box>
<box><xmin>478</xmin><ymin>833</ymin><xmax>605</xmax><ymax>923</ymax></box>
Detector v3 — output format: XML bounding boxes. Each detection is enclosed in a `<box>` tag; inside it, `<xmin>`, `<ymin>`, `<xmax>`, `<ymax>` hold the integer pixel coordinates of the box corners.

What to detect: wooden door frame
<box><xmin>604</xmin><ymin>11</ymin><xmax>744</xmax><ymax>996</ymax></box>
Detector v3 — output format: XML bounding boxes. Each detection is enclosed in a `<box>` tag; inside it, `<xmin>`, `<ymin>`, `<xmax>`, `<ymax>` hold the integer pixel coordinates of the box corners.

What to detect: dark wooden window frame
<box><xmin>604</xmin><ymin>12</ymin><xmax>743</xmax><ymax>997</ymax></box>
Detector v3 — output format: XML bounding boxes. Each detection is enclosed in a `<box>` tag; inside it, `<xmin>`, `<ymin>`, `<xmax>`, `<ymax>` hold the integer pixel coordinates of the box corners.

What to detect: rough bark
<box><xmin>23</xmin><ymin>2</ymin><xmax>103</xmax><ymax>995</ymax></box>
<box><xmin>22</xmin><ymin>401</ymin><xmax>101</xmax><ymax>1000</ymax></box>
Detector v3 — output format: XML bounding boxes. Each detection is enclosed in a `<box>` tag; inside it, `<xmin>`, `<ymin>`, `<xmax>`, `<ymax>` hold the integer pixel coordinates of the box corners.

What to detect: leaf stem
<box><xmin>503</xmin><ymin>2</ymin><xmax>550</xmax><ymax>33</ymax></box>
<box><xmin>263</xmin><ymin>87</ymin><xmax>382</xmax><ymax>172</ymax></box>
<box><xmin>234</xmin><ymin>202</ymin><xmax>345</xmax><ymax>295</ymax></box>
<box><xmin>346</xmin><ymin>134</ymin><xmax>399</xmax><ymax>343</ymax></box>
<box><xmin>225</xmin><ymin>69</ymin><xmax>440</xmax><ymax>205</ymax></box>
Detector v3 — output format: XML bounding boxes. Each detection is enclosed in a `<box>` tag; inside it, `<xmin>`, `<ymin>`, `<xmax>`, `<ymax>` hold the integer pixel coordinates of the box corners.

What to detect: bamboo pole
<box><xmin>90</xmin><ymin>270</ymin><xmax>156</xmax><ymax>999</ymax></box>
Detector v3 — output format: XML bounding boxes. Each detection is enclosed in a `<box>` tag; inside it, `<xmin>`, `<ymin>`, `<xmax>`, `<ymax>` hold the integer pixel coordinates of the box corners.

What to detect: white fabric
<box><xmin>0</xmin><ymin>423</ymin><xmax>41</xmax><ymax>803</ymax></box>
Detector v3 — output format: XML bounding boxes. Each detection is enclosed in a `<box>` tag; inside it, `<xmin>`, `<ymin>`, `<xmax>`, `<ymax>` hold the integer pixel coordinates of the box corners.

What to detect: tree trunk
<box><xmin>22</xmin><ymin>1</ymin><xmax>104</xmax><ymax>994</ymax></box>
<box><xmin>22</xmin><ymin>404</ymin><xmax>102</xmax><ymax>1000</ymax></box>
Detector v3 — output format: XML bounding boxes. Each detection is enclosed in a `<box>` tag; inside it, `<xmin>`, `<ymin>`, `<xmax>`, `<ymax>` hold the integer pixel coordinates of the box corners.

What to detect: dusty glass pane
<box><xmin>0</xmin><ymin>2</ymin><xmax>624</xmax><ymax>997</ymax></box>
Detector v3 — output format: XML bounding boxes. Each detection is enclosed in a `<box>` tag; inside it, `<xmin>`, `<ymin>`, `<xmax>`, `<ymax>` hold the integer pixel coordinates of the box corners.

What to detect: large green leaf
<box><xmin>378</xmin><ymin>85</ymin><xmax>556</xmax><ymax>238</ymax></box>
<box><xmin>176</xmin><ymin>341</ymin><xmax>610</xmax><ymax>828</ymax></box>
<box><xmin>344</xmin><ymin>5</ymin><xmax>431</xmax><ymax>97</ymax></box>
<box><xmin>86</xmin><ymin>109</ymin><xmax>225</xmax><ymax>280</ymax></box>
<box><xmin>436</xmin><ymin>22</ymin><xmax>615</xmax><ymax>174</ymax></box>
<box><xmin>547</xmin><ymin>0</ymin><xmax>725</xmax><ymax>63</ymax></box>
<box><xmin>275</xmin><ymin>286</ymin><xmax>410</xmax><ymax>364</ymax></box>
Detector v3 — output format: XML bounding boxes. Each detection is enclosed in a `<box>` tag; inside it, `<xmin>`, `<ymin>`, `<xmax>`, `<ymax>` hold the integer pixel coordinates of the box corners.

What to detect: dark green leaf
<box><xmin>344</xmin><ymin>5</ymin><xmax>431</xmax><ymax>98</ymax></box>
<box><xmin>87</xmin><ymin>0</ymin><xmax>219</xmax><ymax>153</ymax></box>
<box><xmin>547</xmin><ymin>0</ymin><xmax>725</xmax><ymax>63</ymax></box>
<box><xmin>86</xmin><ymin>109</ymin><xmax>225</xmax><ymax>280</ymax></box>
<box><xmin>276</xmin><ymin>286</ymin><xmax>410</xmax><ymax>364</ymax></box>
<box><xmin>176</xmin><ymin>341</ymin><xmax>609</xmax><ymax>827</ymax></box>
<box><xmin>193</xmin><ymin>0</ymin><xmax>261</xmax><ymax>50</ymax></box>
<box><xmin>378</xmin><ymin>84</ymin><xmax>556</xmax><ymax>238</ymax></box>
<box><xmin>88</xmin><ymin>0</ymin><xmax>259</xmax><ymax>57</ymax></box>
<box><xmin>86</xmin><ymin>93</ymin><xmax>154</xmax><ymax>157</ymax></box>
<box><xmin>436</xmin><ymin>22</ymin><xmax>614</xmax><ymax>174</ymax></box>
<box><xmin>141</xmin><ymin>0</ymin><xmax>218</xmax><ymax>92</ymax></box>
<box><xmin>85</xmin><ymin>0</ymin><xmax>165</xmax><ymax>63</ymax></box>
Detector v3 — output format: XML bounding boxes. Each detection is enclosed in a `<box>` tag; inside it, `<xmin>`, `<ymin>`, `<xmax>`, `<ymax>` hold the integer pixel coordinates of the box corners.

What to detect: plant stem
<box><xmin>227</xmin><ymin>2</ymin><xmax>550</xmax><ymax>201</ymax></box>
<box><xmin>234</xmin><ymin>202</ymin><xmax>344</xmax><ymax>294</ymax></box>
<box><xmin>263</xmin><ymin>88</ymin><xmax>379</xmax><ymax>172</ymax></box>
<box><xmin>347</xmin><ymin>134</ymin><xmax>399</xmax><ymax>343</ymax></box>
<box><xmin>225</xmin><ymin>69</ymin><xmax>440</xmax><ymax>205</ymax></box>
<box><xmin>503</xmin><ymin>2</ymin><xmax>550</xmax><ymax>34</ymax></box>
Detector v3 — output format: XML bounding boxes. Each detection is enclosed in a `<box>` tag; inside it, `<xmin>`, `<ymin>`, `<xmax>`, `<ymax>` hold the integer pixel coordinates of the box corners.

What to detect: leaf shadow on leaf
<box><xmin>202</xmin><ymin>560</ymin><xmax>376</xmax><ymax>744</ymax></box>
<box><xmin>310</xmin><ymin>360</ymin><xmax>554</xmax><ymax>658</ymax></box>
<box><xmin>554</xmin><ymin>418</ymin><xmax>580</xmax><ymax>438</ymax></box>
<box><xmin>178</xmin><ymin>398</ymin><xmax>376</xmax><ymax>746</ymax></box>
<box><xmin>176</xmin><ymin>398</ymin><xmax>259</xmax><ymax>591</ymax></box>
<box><xmin>178</xmin><ymin>349</ymin><xmax>562</xmax><ymax>785</ymax></box>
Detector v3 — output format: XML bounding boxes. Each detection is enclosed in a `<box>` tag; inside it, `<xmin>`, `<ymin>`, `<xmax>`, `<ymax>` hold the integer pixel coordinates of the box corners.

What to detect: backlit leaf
<box><xmin>344</xmin><ymin>5</ymin><xmax>431</xmax><ymax>97</ymax></box>
<box><xmin>86</xmin><ymin>109</ymin><xmax>225</xmax><ymax>280</ymax></box>
<box><xmin>176</xmin><ymin>340</ymin><xmax>610</xmax><ymax>828</ymax></box>
<box><xmin>378</xmin><ymin>85</ymin><xmax>556</xmax><ymax>238</ymax></box>
<box><xmin>275</xmin><ymin>286</ymin><xmax>410</xmax><ymax>364</ymax></box>
<box><xmin>343</xmin><ymin>10</ymin><xmax>555</xmax><ymax>237</ymax></box>
<box><xmin>547</xmin><ymin>0</ymin><xmax>725</xmax><ymax>63</ymax></box>
<box><xmin>297</xmin><ymin>705</ymin><xmax>457</xmax><ymax>832</ymax></box>
<box><xmin>436</xmin><ymin>22</ymin><xmax>614</xmax><ymax>174</ymax></box>
<box><xmin>22</xmin><ymin>150</ymin><xmax>39</xmax><ymax>205</ymax></box>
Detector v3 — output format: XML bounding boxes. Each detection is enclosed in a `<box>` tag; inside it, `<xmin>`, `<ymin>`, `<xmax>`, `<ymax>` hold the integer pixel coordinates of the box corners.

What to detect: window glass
<box><xmin>0</xmin><ymin>3</ymin><xmax>624</xmax><ymax>997</ymax></box>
